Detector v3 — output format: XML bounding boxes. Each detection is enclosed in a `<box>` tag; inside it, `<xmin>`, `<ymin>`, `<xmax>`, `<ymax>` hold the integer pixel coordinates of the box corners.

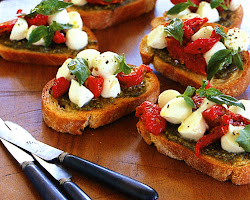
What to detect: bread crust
<box><xmin>139</xmin><ymin>23</ymin><xmax>250</xmax><ymax>97</ymax></box>
<box><xmin>136</xmin><ymin>120</ymin><xmax>250</xmax><ymax>185</ymax></box>
<box><xmin>151</xmin><ymin>5</ymin><xmax>243</xmax><ymax>28</ymax></box>
<box><xmin>42</xmin><ymin>72</ymin><xmax>160</xmax><ymax>135</ymax></box>
<box><xmin>66</xmin><ymin>0</ymin><xmax>157</xmax><ymax>29</ymax></box>
<box><xmin>0</xmin><ymin>25</ymin><xmax>98</xmax><ymax>66</ymax></box>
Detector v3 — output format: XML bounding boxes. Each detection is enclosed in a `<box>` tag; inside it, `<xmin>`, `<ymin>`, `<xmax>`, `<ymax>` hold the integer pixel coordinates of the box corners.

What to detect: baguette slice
<box><xmin>151</xmin><ymin>5</ymin><xmax>243</xmax><ymax>28</ymax></box>
<box><xmin>136</xmin><ymin>120</ymin><xmax>250</xmax><ymax>185</ymax></box>
<box><xmin>42</xmin><ymin>72</ymin><xmax>160</xmax><ymax>135</ymax></box>
<box><xmin>66</xmin><ymin>0</ymin><xmax>157</xmax><ymax>29</ymax></box>
<box><xmin>139</xmin><ymin>23</ymin><xmax>250</xmax><ymax>97</ymax></box>
<box><xmin>0</xmin><ymin>22</ymin><xmax>98</xmax><ymax>66</ymax></box>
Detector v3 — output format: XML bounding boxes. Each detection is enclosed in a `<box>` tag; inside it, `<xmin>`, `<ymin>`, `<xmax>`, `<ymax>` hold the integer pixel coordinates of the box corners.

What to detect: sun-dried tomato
<box><xmin>170</xmin><ymin>0</ymin><xmax>200</xmax><ymax>11</ymax></box>
<box><xmin>210</xmin><ymin>29</ymin><xmax>222</xmax><ymax>41</ymax></box>
<box><xmin>192</xmin><ymin>94</ymin><xmax>205</xmax><ymax>109</ymax></box>
<box><xmin>166</xmin><ymin>37</ymin><xmax>186</xmax><ymax>64</ymax></box>
<box><xmin>86</xmin><ymin>75</ymin><xmax>104</xmax><ymax>98</ymax></box>
<box><xmin>183</xmin><ymin>17</ymin><xmax>208</xmax><ymax>39</ymax></box>
<box><xmin>135</xmin><ymin>101</ymin><xmax>166</xmax><ymax>135</ymax></box>
<box><xmin>0</xmin><ymin>20</ymin><xmax>17</xmax><ymax>36</ymax></box>
<box><xmin>52</xmin><ymin>77</ymin><xmax>70</xmax><ymax>98</ymax></box>
<box><xmin>25</xmin><ymin>14</ymin><xmax>48</xmax><ymax>26</ymax></box>
<box><xmin>87</xmin><ymin>0</ymin><xmax>122</xmax><ymax>5</ymax></box>
<box><xmin>184</xmin><ymin>53</ymin><xmax>207</xmax><ymax>75</ymax></box>
<box><xmin>53</xmin><ymin>31</ymin><xmax>66</xmax><ymax>44</ymax></box>
<box><xmin>184</xmin><ymin>38</ymin><xmax>218</xmax><ymax>54</ymax></box>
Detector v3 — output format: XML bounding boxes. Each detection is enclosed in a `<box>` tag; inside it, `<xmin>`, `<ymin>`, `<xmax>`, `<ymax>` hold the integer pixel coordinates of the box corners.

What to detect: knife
<box><xmin>0</xmin><ymin>138</ymin><xmax>68</xmax><ymax>200</ymax></box>
<box><xmin>0</xmin><ymin>119</ymin><xmax>158</xmax><ymax>200</ymax></box>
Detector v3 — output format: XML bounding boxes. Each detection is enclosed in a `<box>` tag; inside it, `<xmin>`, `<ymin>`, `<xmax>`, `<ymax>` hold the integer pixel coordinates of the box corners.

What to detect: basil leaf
<box><xmin>68</xmin><ymin>57</ymin><xmax>90</xmax><ymax>85</ymax></box>
<box><xmin>214</xmin><ymin>26</ymin><xmax>228</xmax><ymax>40</ymax></box>
<box><xmin>114</xmin><ymin>54</ymin><xmax>132</xmax><ymax>75</ymax></box>
<box><xmin>164</xmin><ymin>18</ymin><xmax>184</xmax><ymax>45</ymax></box>
<box><xmin>184</xmin><ymin>96</ymin><xmax>196</xmax><ymax>108</ymax></box>
<box><xmin>207</xmin><ymin>49</ymin><xmax>232</xmax><ymax>80</ymax></box>
<box><xmin>27</xmin><ymin>26</ymin><xmax>49</xmax><ymax>46</ymax></box>
<box><xmin>233</xmin><ymin>53</ymin><xmax>243</xmax><ymax>70</ymax></box>
<box><xmin>167</xmin><ymin>0</ymin><xmax>197</xmax><ymax>15</ymax></box>
<box><xmin>44</xmin><ymin>32</ymin><xmax>54</xmax><ymax>47</ymax></box>
<box><xmin>183</xmin><ymin>85</ymin><xmax>196</xmax><ymax>97</ymax></box>
<box><xmin>236</xmin><ymin>125</ymin><xmax>250</xmax><ymax>152</ymax></box>
<box><xmin>32</xmin><ymin>0</ymin><xmax>73</xmax><ymax>16</ymax></box>
<box><xmin>49</xmin><ymin>21</ymin><xmax>73</xmax><ymax>32</ymax></box>
<box><xmin>177</xmin><ymin>86</ymin><xmax>196</xmax><ymax>108</ymax></box>
<box><xmin>210</xmin><ymin>0</ymin><xmax>228</xmax><ymax>10</ymax></box>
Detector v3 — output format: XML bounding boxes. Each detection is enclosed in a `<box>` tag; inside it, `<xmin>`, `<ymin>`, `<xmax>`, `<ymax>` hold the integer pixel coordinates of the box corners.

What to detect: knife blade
<box><xmin>0</xmin><ymin>119</ymin><xmax>158</xmax><ymax>200</ymax></box>
<box><xmin>0</xmin><ymin>138</ymin><xmax>67</xmax><ymax>200</ymax></box>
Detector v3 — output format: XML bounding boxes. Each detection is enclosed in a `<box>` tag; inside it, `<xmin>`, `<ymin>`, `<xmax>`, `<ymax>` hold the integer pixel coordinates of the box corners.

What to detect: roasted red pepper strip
<box><xmin>52</xmin><ymin>77</ymin><xmax>70</xmax><ymax>98</ymax></box>
<box><xmin>135</xmin><ymin>101</ymin><xmax>166</xmax><ymax>135</ymax></box>
<box><xmin>53</xmin><ymin>31</ymin><xmax>66</xmax><ymax>44</ymax></box>
<box><xmin>86</xmin><ymin>75</ymin><xmax>104</xmax><ymax>98</ymax></box>
<box><xmin>117</xmin><ymin>64</ymin><xmax>152</xmax><ymax>88</ymax></box>
<box><xmin>87</xmin><ymin>0</ymin><xmax>122</xmax><ymax>5</ymax></box>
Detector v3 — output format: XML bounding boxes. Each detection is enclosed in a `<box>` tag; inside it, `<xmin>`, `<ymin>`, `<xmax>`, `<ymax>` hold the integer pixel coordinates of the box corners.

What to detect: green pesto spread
<box><xmin>165</xmin><ymin>123</ymin><xmax>250</xmax><ymax>164</ymax></box>
<box><xmin>75</xmin><ymin>0</ymin><xmax>134</xmax><ymax>11</ymax></box>
<box><xmin>0</xmin><ymin>33</ymin><xmax>98</xmax><ymax>55</ymax></box>
<box><xmin>57</xmin><ymin>80</ymin><xmax>146</xmax><ymax>111</ymax></box>
<box><xmin>152</xmin><ymin>48</ymin><xmax>240</xmax><ymax>80</ymax></box>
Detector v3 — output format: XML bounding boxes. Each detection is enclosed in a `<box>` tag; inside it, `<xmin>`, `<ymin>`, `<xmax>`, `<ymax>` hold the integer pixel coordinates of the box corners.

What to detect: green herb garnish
<box><xmin>164</xmin><ymin>18</ymin><xmax>184</xmax><ymax>45</ymax></box>
<box><xmin>210</xmin><ymin>0</ymin><xmax>230</xmax><ymax>10</ymax></box>
<box><xmin>27</xmin><ymin>21</ymin><xmax>72</xmax><ymax>47</ymax></box>
<box><xmin>167</xmin><ymin>0</ymin><xmax>198</xmax><ymax>15</ymax></box>
<box><xmin>67</xmin><ymin>57</ymin><xmax>90</xmax><ymax>85</ymax></box>
<box><xmin>236</xmin><ymin>125</ymin><xmax>250</xmax><ymax>152</ymax></box>
<box><xmin>177</xmin><ymin>86</ymin><xmax>196</xmax><ymax>108</ymax></box>
<box><xmin>214</xmin><ymin>26</ymin><xmax>228</xmax><ymax>41</ymax></box>
<box><xmin>114</xmin><ymin>53</ymin><xmax>132</xmax><ymax>75</ymax></box>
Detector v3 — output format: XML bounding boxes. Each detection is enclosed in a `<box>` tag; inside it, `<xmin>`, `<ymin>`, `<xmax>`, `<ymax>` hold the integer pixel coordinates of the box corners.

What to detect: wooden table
<box><xmin>0</xmin><ymin>0</ymin><xmax>250</xmax><ymax>199</ymax></box>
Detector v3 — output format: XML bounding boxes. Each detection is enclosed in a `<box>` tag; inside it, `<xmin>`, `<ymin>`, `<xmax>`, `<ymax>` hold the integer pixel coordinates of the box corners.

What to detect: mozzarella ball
<box><xmin>68</xmin><ymin>11</ymin><xmax>83</xmax><ymax>30</ymax></box>
<box><xmin>26</xmin><ymin>25</ymin><xmax>45</xmax><ymax>46</ymax></box>
<box><xmin>178</xmin><ymin>110</ymin><xmax>208</xmax><ymax>141</ymax></box>
<box><xmin>191</xmin><ymin>26</ymin><xmax>214</xmax><ymax>41</ymax></box>
<box><xmin>101</xmin><ymin>75</ymin><xmax>121</xmax><ymax>98</ymax></box>
<box><xmin>224</xmin><ymin>28</ymin><xmax>250</xmax><ymax>51</ymax></box>
<box><xmin>229</xmin><ymin>100</ymin><xmax>250</xmax><ymax>120</ymax></box>
<box><xmin>65</xmin><ymin>29</ymin><xmax>88</xmax><ymax>50</ymax></box>
<box><xmin>56</xmin><ymin>58</ymin><xmax>75</xmax><ymax>81</ymax></box>
<box><xmin>147</xmin><ymin>25</ymin><xmax>168</xmax><ymax>49</ymax></box>
<box><xmin>48</xmin><ymin>9</ymin><xmax>70</xmax><ymax>25</ymax></box>
<box><xmin>221</xmin><ymin>125</ymin><xmax>245</xmax><ymax>153</ymax></box>
<box><xmin>77</xmin><ymin>49</ymin><xmax>100</xmax><ymax>69</ymax></box>
<box><xmin>196</xmin><ymin>1</ymin><xmax>220</xmax><ymax>23</ymax></box>
<box><xmin>167</xmin><ymin>8</ymin><xmax>191</xmax><ymax>19</ymax></box>
<box><xmin>10</xmin><ymin>18</ymin><xmax>28</xmax><ymax>41</ymax></box>
<box><xmin>198</xmin><ymin>98</ymin><xmax>216</xmax><ymax>112</ymax></box>
<box><xmin>160</xmin><ymin>97</ymin><xmax>193</xmax><ymax>124</ymax></box>
<box><xmin>181</xmin><ymin>13</ymin><xmax>201</xmax><ymax>20</ymax></box>
<box><xmin>71</xmin><ymin>0</ymin><xmax>88</xmax><ymax>6</ymax></box>
<box><xmin>158</xmin><ymin>89</ymin><xmax>181</xmax><ymax>108</ymax></box>
<box><xmin>69</xmin><ymin>79</ymin><xmax>94</xmax><ymax>107</ymax></box>
<box><xmin>92</xmin><ymin>51</ymin><xmax>120</xmax><ymax>78</ymax></box>
<box><xmin>203</xmin><ymin>41</ymin><xmax>226</xmax><ymax>65</ymax></box>
<box><xmin>229</xmin><ymin>0</ymin><xmax>241</xmax><ymax>11</ymax></box>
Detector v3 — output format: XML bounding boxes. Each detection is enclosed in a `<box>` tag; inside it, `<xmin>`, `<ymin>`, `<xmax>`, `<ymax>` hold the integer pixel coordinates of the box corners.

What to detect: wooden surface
<box><xmin>0</xmin><ymin>0</ymin><xmax>250</xmax><ymax>199</ymax></box>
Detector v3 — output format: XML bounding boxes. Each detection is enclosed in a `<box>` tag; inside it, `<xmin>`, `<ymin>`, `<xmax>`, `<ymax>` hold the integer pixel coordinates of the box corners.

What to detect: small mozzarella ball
<box><xmin>167</xmin><ymin>8</ymin><xmax>191</xmax><ymax>19</ymax></box>
<box><xmin>65</xmin><ymin>29</ymin><xmax>88</xmax><ymax>50</ymax></box>
<box><xmin>178</xmin><ymin>110</ymin><xmax>208</xmax><ymax>141</ymax></box>
<box><xmin>56</xmin><ymin>58</ymin><xmax>75</xmax><ymax>81</ymax></box>
<box><xmin>224</xmin><ymin>28</ymin><xmax>250</xmax><ymax>51</ymax></box>
<box><xmin>92</xmin><ymin>51</ymin><xmax>120</xmax><ymax>78</ymax></box>
<box><xmin>48</xmin><ymin>9</ymin><xmax>70</xmax><ymax>25</ymax></box>
<box><xmin>203</xmin><ymin>41</ymin><xmax>226</xmax><ymax>65</ymax></box>
<box><xmin>191</xmin><ymin>26</ymin><xmax>214</xmax><ymax>41</ymax></box>
<box><xmin>147</xmin><ymin>25</ymin><xmax>168</xmax><ymax>49</ymax></box>
<box><xmin>158</xmin><ymin>89</ymin><xmax>181</xmax><ymax>108</ymax></box>
<box><xmin>10</xmin><ymin>18</ymin><xmax>28</xmax><ymax>41</ymax></box>
<box><xmin>221</xmin><ymin>125</ymin><xmax>245</xmax><ymax>153</ymax></box>
<box><xmin>101</xmin><ymin>75</ymin><xmax>121</xmax><ymax>98</ymax></box>
<box><xmin>181</xmin><ymin>13</ymin><xmax>201</xmax><ymax>20</ymax></box>
<box><xmin>26</xmin><ymin>25</ymin><xmax>45</xmax><ymax>46</ymax></box>
<box><xmin>229</xmin><ymin>100</ymin><xmax>250</xmax><ymax>120</ymax></box>
<box><xmin>69</xmin><ymin>79</ymin><xmax>94</xmax><ymax>107</ymax></box>
<box><xmin>160</xmin><ymin>97</ymin><xmax>193</xmax><ymax>124</ymax></box>
<box><xmin>68</xmin><ymin>11</ymin><xmax>83</xmax><ymax>30</ymax></box>
<box><xmin>229</xmin><ymin>0</ymin><xmax>241</xmax><ymax>11</ymax></box>
<box><xmin>196</xmin><ymin>1</ymin><xmax>220</xmax><ymax>23</ymax></box>
<box><xmin>77</xmin><ymin>49</ymin><xmax>100</xmax><ymax>70</ymax></box>
<box><xmin>198</xmin><ymin>98</ymin><xmax>217</xmax><ymax>112</ymax></box>
<box><xmin>71</xmin><ymin>0</ymin><xmax>88</xmax><ymax>6</ymax></box>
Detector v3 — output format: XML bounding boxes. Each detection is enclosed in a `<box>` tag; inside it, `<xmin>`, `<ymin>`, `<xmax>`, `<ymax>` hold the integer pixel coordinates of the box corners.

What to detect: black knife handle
<box><xmin>61</xmin><ymin>180</ymin><xmax>92</xmax><ymax>200</ymax></box>
<box><xmin>62</xmin><ymin>155</ymin><xmax>158</xmax><ymax>200</ymax></box>
<box><xmin>23</xmin><ymin>162</ymin><xmax>68</xmax><ymax>200</ymax></box>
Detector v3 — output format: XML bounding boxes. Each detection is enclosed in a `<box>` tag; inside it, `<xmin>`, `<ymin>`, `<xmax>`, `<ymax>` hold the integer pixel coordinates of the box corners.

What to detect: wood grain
<box><xmin>0</xmin><ymin>0</ymin><xmax>250</xmax><ymax>199</ymax></box>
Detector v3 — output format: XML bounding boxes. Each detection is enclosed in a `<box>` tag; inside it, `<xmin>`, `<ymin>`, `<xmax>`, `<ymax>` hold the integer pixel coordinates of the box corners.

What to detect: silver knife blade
<box><xmin>0</xmin><ymin>119</ymin><xmax>63</xmax><ymax>161</ymax></box>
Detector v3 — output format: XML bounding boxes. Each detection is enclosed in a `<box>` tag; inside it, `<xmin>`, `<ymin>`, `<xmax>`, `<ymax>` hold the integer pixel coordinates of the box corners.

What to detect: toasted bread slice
<box><xmin>66</xmin><ymin>0</ymin><xmax>157</xmax><ymax>29</ymax></box>
<box><xmin>139</xmin><ymin>23</ymin><xmax>250</xmax><ymax>97</ymax></box>
<box><xmin>151</xmin><ymin>5</ymin><xmax>243</xmax><ymax>28</ymax></box>
<box><xmin>0</xmin><ymin>24</ymin><xmax>98</xmax><ymax>66</ymax></box>
<box><xmin>136</xmin><ymin>120</ymin><xmax>250</xmax><ymax>185</ymax></box>
<box><xmin>42</xmin><ymin>72</ymin><xmax>160</xmax><ymax>135</ymax></box>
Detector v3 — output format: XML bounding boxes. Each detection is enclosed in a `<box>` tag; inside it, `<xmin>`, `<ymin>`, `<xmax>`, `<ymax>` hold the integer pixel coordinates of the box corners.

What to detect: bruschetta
<box><xmin>136</xmin><ymin>80</ymin><xmax>250</xmax><ymax>185</ymax></box>
<box><xmin>140</xmin><ymin>17</ymin><xmax>250</xmax><ymax>97</ymax></box>
<box><xmin>0</xmin><ymin>0</ymin><xmax>98</xmax><ymax>65</ymax></box>
<box><xmin>42</xmin><ymin>49</ymin><xmax>160</xmax><ymax>135</ymax></box>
